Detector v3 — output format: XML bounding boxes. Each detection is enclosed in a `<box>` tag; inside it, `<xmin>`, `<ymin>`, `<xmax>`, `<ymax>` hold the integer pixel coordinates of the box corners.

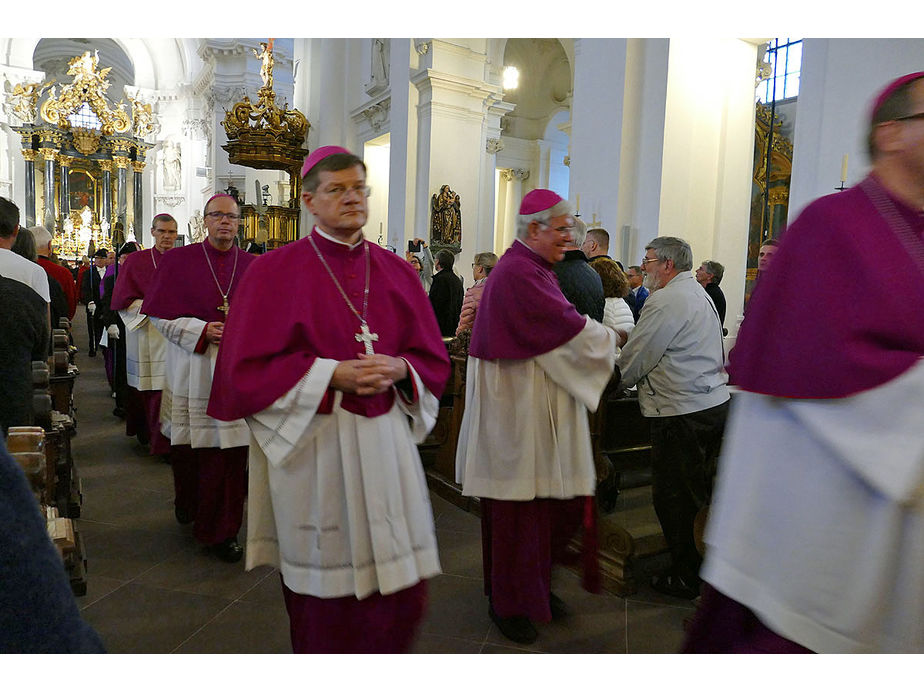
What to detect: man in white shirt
<box><xmin>0</xmin><ymin>197</ymin><xmax>51</xmax><ymax>305</ymax></box>
<box><xmin>616</xmin><ymin>236</ymin><xmax>728</xmax><ymax>600</ymax></box>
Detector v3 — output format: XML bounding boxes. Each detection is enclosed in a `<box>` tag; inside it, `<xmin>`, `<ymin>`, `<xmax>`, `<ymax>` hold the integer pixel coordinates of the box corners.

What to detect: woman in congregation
<box><xmin>455</xmin><ymin>251</ymin><xmax>498</xmax><ymax>337</ymax></box>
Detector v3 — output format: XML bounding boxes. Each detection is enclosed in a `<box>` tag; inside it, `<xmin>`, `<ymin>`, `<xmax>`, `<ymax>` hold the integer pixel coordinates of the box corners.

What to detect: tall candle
<box><xmin>841</xmin><ymin>154</ymin><xmax>848</xmax><ymax>182</ymax></box>
<box><xmin>576</xmin><ymin>194</ymin><xmax>580</xmax><ymax>214</ymax></box>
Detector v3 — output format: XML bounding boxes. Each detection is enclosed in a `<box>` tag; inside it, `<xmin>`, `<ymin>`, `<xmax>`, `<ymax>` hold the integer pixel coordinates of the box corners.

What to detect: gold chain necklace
<box><xmin>200</xmin><ymin>241</ymin><xmax>239</xmax><ymax>319</ymax></box>
<box><xmin>308</xmin><ymin>230</ymin><xmax>378</xmax><ymax>355</ymax></box>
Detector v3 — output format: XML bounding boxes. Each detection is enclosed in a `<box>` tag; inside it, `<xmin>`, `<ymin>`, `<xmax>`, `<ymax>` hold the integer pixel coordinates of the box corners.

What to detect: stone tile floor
<box><xmin>68</xmin><ymin>311</ymin><xmax>694</xmax><ymax>654</ymax></box>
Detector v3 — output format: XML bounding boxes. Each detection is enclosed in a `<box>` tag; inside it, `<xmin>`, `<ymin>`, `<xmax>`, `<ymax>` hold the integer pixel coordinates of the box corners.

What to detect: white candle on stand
<box><xmin>841</xmin><ymin>154</ymin><xmax>849</xmax><ymax>182</ymax></box>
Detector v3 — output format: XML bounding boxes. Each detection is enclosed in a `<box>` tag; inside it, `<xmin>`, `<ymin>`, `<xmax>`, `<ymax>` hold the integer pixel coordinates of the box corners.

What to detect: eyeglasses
<box><xmin>640</xmin><ymin>257</ymin><xmax>663</xmax><ymax>266</ymax></box>
<box><xmin>538</xmin><ymin>222</ymin><xmax>575</xmax><ymax>236</ymax></box>
<box><xmin>320</xmin><ymin>185</ymin><xmax>372</xmax><ymax>199</ymax></box>
<box><xmin>206</xmin><ymin>211</ymin><xmax>241</xmax><ymax>221</ymax></box>
<box><xmin>893</xmin><ymin>112</ymin><xmax>924</xmax><ymax>122</ymax></box>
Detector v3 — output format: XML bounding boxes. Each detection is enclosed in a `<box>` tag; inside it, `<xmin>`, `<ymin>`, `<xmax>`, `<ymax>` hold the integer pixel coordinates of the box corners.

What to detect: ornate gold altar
<box><xmin>7</xmin><ymin>50</ymin><xmax>157</xmax><ymax>258</ymax></box>
<box><xmin>746</xmin><ymin>101</ymin><xmax>793</xmax><ymax>300</ymax></box>
<box><xmin>221</xmin><ymin>39</ymin><xmax>309</xmax><ymax>248</ymax></box>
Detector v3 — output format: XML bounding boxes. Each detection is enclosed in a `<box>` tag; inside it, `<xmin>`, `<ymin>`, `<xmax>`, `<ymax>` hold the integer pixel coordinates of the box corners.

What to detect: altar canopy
<box><xmin>9</xmin><ymin>49</ymin><xmax>156</xmax><ymax>258</ymax></box>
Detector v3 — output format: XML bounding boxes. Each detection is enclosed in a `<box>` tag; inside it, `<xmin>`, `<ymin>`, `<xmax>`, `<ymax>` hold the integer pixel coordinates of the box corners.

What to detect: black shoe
<box><xmin>88</xmin><ymin>350</ymin><xmax>96</xmax><ymax>357</ymax></box>
<box><xmin>113</xmin><ymin>406</ymin><xmax>125</xmax><ymax>418</ymax></box>
<box><xmin>174</xmin><ymin>506</ymin><xmax>193</xmax><ymax>525</ymax></box>
<box><xmin>489</xmin><ymin>605</ymin><xmax>537</xmax><ymax>645</ymax></box>
<box><xmin>211</xmin><ymin>537</ymin><xmax>244</xmax><ymax>563</ymax></box>
<box><xmin>549</xmin><ymin>592</ymin><xmax>569</xmax><ymax>620</ymax></box>
<box><xmin>650</xmin><ymin>572</ymin><xmax>700</xmax><ymax>600</ymax></box>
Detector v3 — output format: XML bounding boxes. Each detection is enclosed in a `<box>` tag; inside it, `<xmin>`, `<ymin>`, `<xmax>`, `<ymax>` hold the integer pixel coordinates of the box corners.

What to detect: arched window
<box><xmin>68</xmin><ymin>102</ymin><xmax>103</xmax><ymax>131</ymax></box>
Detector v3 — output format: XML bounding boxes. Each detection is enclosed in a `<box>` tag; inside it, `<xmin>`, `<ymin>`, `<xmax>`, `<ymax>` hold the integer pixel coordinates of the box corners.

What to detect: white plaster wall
<box><xmin>658</xmin><ymin>38</ymin><xmax>757</xmax><ymax>328</ymax></box>
<box><xmin>788</xmin><ymin>38</ymin><xmax>924</xmax><ymax>221</ymax></box>
<box><xmin>569</xmin><ymin>38</ymin><xmax>629</xmax><ymax>231</ymax></box>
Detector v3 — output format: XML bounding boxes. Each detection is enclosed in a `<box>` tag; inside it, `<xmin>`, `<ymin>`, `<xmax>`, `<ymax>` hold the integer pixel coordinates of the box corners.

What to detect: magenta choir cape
<box><xmin>110</xmin><ymin>248</ymin><xmax>161</xmax><ymax>311</ymax></box>
<box><xmin>469</xmin><ymin>239</ymin><xmax>587</xmax><ymax>361</ymax></box>
<box><xmin>207</xmin><ymin>232</ymin><xmax>450</xmax><ymax>422</ymax></box>
<box><xmin>141</xmin><ymin>241</ymin><xmax>256</xmax><ymax>324</ymax></box>
<box><xmin>729</xmin><ymin>174</ymin><xmax>924</xmax><ymax>399</ymax></box>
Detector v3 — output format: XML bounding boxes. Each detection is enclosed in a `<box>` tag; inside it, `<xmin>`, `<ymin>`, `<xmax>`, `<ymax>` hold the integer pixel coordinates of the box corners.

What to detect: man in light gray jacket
<box><xmin>616</xmin><ymin>236</ymin><xmax>729</xmax><ymax>600</ymax></box>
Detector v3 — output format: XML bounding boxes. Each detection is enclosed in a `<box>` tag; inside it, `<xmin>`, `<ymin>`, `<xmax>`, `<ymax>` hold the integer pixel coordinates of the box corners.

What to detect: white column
<box><xmin>410</xmin><ymin>40</ymin><xmax>504</xmax><ymax>274</ymax></box>
<box><xmin>386</xmin><ymin>39</ymin><xmax>415</xmax><ymax>253</ymax></box>
<box><xmin>569</xmin><ymin>38</ymin><xmax>630</xmax><ymax>235</ymax></box>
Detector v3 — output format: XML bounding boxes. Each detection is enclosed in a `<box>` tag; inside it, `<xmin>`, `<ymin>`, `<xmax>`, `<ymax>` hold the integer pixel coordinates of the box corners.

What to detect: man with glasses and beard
<box><xmin>616</xmin><ymin>236</ymin><xmax>729</xmax><ymax>600</ymax></box>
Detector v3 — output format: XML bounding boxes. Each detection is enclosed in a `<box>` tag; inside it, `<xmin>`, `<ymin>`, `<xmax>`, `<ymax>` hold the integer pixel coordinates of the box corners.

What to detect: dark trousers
<box><xmin>170</xmin><ymin>444</ymin><xmax>247</xmax><ymax>545</ymax></box>
<box><xmin>649</xmin><ymin>400</ymin><xmax>729</xmax><ymax>584</ymax></box>
<box><xmin>85</xmin><ymin>308</ymin><xmax>99</xmax><ymax>355</ymax></box>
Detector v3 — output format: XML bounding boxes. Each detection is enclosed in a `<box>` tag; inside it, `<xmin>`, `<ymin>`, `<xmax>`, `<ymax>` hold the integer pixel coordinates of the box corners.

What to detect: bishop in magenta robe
<box><xmin>109</xmin><ymin>214</ymin><xmax>178</xmax><ymax>457</ymax></box>
<box><xmin>208</xmin><ymin>146</ymin><xmax>450</xmax><ymax>652</ymax></box>
<box><xmin>684</xmin><ymin>72</ymin><xmax>924</xmax><ymax>653</ymax></box>
<box><xmin>142</xmin><ymin>195</ymin><xmax>256</xmax><ymax>562</ymax></box>
<box><xmin>455</xmin><ymin>189</ymin><xmax>617</xmax><ymax>645</ymax></box>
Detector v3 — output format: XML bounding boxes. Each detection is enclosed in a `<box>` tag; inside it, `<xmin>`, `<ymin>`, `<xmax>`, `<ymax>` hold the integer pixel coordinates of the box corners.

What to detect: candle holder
<box><xmin>835</xmin><ymin>180</ymin><xmax>847</xmax><ymax>191</ymax></box>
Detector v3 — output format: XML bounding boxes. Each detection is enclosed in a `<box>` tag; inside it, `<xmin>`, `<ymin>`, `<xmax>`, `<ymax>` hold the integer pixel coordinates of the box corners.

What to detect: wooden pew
<box><xmin>7</xmin><ymin>426</ymin><xmax>88</xmax><ymax>596</ymax></box>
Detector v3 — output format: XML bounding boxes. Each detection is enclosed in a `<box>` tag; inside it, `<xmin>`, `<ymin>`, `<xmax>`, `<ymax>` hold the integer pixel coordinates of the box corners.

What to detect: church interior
<box><xmin>2</xmin><ymin>33</ymin><xmax>923</xmax><ymax>663</ymax></box>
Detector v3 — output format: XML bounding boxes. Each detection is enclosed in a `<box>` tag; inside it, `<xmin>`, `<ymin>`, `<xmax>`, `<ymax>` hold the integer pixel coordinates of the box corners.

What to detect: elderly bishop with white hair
<box><xmin>455</xmin><ymin>189</ymin><xmax>618</xmax><ymax>645</ymax></box>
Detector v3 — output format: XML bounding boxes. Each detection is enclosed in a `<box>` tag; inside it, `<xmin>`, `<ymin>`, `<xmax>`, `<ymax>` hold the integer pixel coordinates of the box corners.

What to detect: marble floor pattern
<box><xmin>67</xmin><ymin>310</ymin><xmax>694</xmax><ymax>654</ymax></box>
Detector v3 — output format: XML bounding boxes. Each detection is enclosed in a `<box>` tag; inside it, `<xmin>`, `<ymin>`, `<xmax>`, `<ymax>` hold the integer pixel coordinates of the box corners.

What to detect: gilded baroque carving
<box><xmin>6</xmin><ymin>79</ymin><xmax>53</xmax><ymax>123</ymax></box>
<box><xmin>430</xmin><ymin>185</ymin><xmax>462</xmax><ymax>247</ymax></box>
<box><xmin>71</xmin><ymin>127</ymin><xmax>101</xmax><ymax>156</ymax></box>
<box><xmin>112</xmin><ymin>155</ymin><xmax>131</xmax><ymax>170</ymax></box>
<box><xmin>131</xmin><ymin>161</ymin><xmax>146</xmax><ymax>173</ymax></box>
<box><xmin>57</xmin><ymin>155</ymin><xmax>75</xmax><ymax>169</ymax></box>
<box><xmin>21</xmin><ymin>149</ymin><xmax>37</xmax><ymax>162</ymax></box>
<box><xmin>38</xmin><ymin>147</ymin><xmax>57</xmax><ymax>162</ymax></box>
<box><xmin>129</xmin><ymin>96</ymin><xmax>157</xmax><ymax>139</ymax></box>
<box><xmin>40</xmin><ymin>51</ymin><xmax>131</xmax><ymax>135</ymax></box>
<box><xmin>563</xmin><ymin>155</ymin><xmax>571</xmax><ymax>167</ymax></box>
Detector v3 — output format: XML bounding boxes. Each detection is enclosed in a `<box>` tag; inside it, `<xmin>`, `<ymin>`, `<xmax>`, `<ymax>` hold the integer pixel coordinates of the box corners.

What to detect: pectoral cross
<box><xmin>218</xmin><ymin>296</ymin><xmax>230</xmax><ymax>319</ymax></box>
<box><xmin>355</xmin><ymin>321</ymin><xmax>379</xmax><ymax>355</ymax></box>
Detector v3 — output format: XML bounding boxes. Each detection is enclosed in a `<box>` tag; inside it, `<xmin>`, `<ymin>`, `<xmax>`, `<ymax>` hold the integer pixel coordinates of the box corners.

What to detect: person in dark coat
<box><xmin>0</xmin><ymin>275</ymin><xmax>50</xmax><ymax>434</ymax></box>
<box><xmin>80</xmin><ymin>249</ymin><xmax>109</xmax><ymax>357</ymax></box>
<box><xmin>428</xmin><ymin>249</ymin><xmax>464</xmax><ymax>337</ymax></box>
<box><xmin>0</xmin><ymin>437</ymin><xmax>106</xmax><ymax>652</ymax></box>
<box><xmin>695</xmin><ymin>259</ymin><xmax>727</xmax><ymax>331</ymax></box>
<box><xmin>552</xmin><ymin>218</ymin><xmax>604</xmax><ymax>322</ymax></box>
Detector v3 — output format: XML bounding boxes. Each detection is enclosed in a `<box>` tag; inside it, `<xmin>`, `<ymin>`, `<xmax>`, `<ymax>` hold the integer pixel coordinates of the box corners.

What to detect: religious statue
<box><xmin>430</xmin><ymin>185</ymin><xmax>462</xmax><ymax>247</ymax></box>
<box><xmin>130</xmin><ymin>96</ymin><xmax>156</xmax><ymax>138</ymax></box>
<box><xmin>160</xmin><ymin>141</ymin><xmax>182</xmax><ymax>190</ymax></box>
<box><xmin>7</xmin><ymin>79</ymin><xmax>52</xmax><ymax>123</ymax></box>
<box><xmin>189</xmin><ymin>209</ymin><xmax>206</xmax><ymax>243</ymax></box>
<box><xmin>253</xmin><ymin>40</ymin><xmax>275</xmax><ymax>91</ymax></box>
<box><xmin>372</xmin><ymin>39</ymin><xmax>389</xmax><ymax>84</ymax></box>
